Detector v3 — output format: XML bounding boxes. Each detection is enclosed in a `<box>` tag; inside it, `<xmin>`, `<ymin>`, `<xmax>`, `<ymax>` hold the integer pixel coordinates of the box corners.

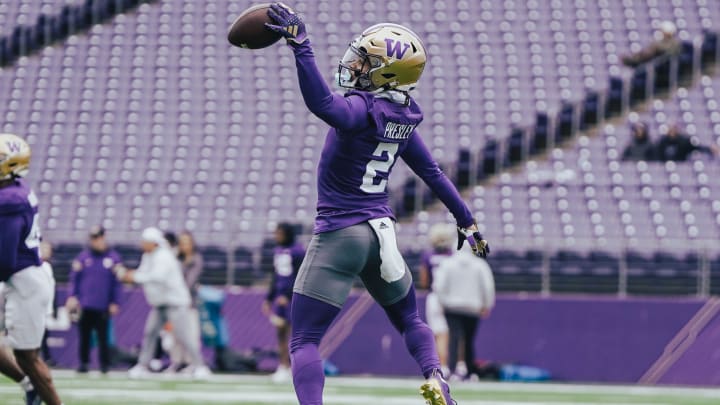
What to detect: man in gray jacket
<box><xmin>116</xmin><ymin>227</ymin><xmax>211</xmax><ymax>379</ymax></box>
<box><xmin>432</xmin><ymin>243</ymin><xmax>495</xmax><ymax>380</ymax></box>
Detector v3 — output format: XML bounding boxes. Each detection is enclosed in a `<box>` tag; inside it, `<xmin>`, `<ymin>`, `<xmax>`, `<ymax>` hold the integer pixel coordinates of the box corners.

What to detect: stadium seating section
<box><xmin>0</xmin><ymin>0</ymin><xmax>719</xmax><ymax>294</ymax></box>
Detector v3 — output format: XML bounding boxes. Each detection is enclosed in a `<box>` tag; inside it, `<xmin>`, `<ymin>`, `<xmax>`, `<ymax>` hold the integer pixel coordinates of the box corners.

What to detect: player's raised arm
<box><xmin>265</xmin><ymin>3</ymin><xmax>369</xmax><ymax>131</ymax></box>
<box><xmin>401</xmin><ymin>131</ymin><xmax>490</xmax><ymax>257</ymax></box>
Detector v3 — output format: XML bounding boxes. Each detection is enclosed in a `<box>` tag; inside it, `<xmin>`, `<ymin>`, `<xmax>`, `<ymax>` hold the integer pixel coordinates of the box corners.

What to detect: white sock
<box><xmin>19</xmin><ymin>376</ymin><xmax>33</xmax><ymax>392</ymax></box>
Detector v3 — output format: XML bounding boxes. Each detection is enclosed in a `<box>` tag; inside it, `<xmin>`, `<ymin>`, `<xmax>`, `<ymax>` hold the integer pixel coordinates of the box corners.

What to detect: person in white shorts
<box><xmin>0</xmin><ymin>133</ymin><xmax>63</xmax><ymax>405</ymax></box>
<box><xmin>419</xmin><ymin>224</ymin><xmax>455</xmax><ymax>376</ymax></box>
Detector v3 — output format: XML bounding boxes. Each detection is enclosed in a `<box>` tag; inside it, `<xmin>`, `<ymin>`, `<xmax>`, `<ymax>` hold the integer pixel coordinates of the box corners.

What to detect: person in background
<box><xmin>622</xmin><ymin>122</ymin><xmax>656</xmax><ymax>161</ymax></box>
<box><xmin>144</xmin><ymin>231</ymin><xmax>180</xmax><ymax>372</ymax></box>
<box><xmin>65</xmin><ymin>226</ymin><xmax>122</xmax><ymax>374</ymax></box>
<box><xmin>120</xmin><ymin>227</ymin><xmax>211</xmax><ymax>380</ymax></box>
<box><xmin>622</xmin><ymin>20</ymin><xmax>681</xmax><ymax>67</ymax></box>
<box><xmin>165</xmin><ymin>230</ymin><xmax>204</xmax><ymax>373</ymax></box>
<box><xmin>262</xmin><ymin>223</ymin><xmax>305</xmax><ymax>383</ymax></box>
<box><xmin>38</xmin><ymin>241</ymin><xmax>56</xmax><ymax>367</ymax></box>
<box><xmin>0</xmin><ymin>133</ymin><xmax>63</xmax><ymax>405</ymax></box>
<box><xmin>433</xmin><ymin>243</ymin><xmax>495</xmax><ymax>381</ymax></box>
<box><xmin>655</xmin><ymin>123</ymin><xmax>718</xmax><ymax>162</ymax></box>
<box><xmin>419</xmin><ymin>224</ymin><xmax>455</xmax><ymax>377</ymax></box>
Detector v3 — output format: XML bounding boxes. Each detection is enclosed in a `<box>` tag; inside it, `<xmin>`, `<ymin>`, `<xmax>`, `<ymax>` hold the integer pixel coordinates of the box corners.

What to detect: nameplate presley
<box><xmin>384</xmin><ymin>122</ymin><xmax>416</xmax><ymax>140</ymax></box>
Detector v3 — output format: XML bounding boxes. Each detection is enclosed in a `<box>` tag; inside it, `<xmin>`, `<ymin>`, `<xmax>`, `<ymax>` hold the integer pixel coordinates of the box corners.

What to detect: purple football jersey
<box><xmin>290</xmin><ymin>41</ymin><xmax>474</xmax><ymax>234</ymax></box>
<box><xmin>421</xmin><ymin>249</ymin><xmax>452</xmax><ymax>291</ymax></box>
<box><xmin>268</xmin><ymin>242</ymin><xmax>305</xmax><ymax>301</ymax></box>
<box><xmin>0</xmin><ymin>179</ymin><xmax>42</xmax><ymax>281</ymax></box>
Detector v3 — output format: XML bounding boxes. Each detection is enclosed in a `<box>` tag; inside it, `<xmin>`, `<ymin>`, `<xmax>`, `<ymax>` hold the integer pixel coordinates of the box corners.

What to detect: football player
<box><xmin>262</xmin><ymin>223</ymin><xmax>305</xmax><ymax>383</ymax></box>
<box><xmin>419</xmin><ymin>224</ymin><xmax>456</xmax><ymax>377</ymax></box>
<box><xmin>0</xmin><ymin>133</ymin><xmax>63</xmax><ymax>405</ymax></box>
<box><xmin>265</xmin><ymin>4</ymin><xmax>489</xmax><ymax>405</ymax></box>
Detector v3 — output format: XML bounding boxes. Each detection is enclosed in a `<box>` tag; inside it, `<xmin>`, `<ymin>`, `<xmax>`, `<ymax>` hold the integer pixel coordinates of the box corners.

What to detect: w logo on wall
<box><xmin>385</xmin><ymin>38</ymin><xmax>410</xmax><ymax>59</ymax></box>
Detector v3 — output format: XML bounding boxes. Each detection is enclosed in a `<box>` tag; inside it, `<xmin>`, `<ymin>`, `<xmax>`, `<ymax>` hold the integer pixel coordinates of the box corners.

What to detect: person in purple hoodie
<box><xmin>264</xmin><ymin>5</ymin><xmax>490</xmax><ymax>405</ymax></box>
<box><xmin>65</xmin><ymin>225</ymin><xmax>123</xmax><ymax>374</ymax></box>
<box><xmin>262</xmin><ymin>222</ymin><xmax>305</xmax><ymax>383</ymax></box>
<box><xmin>0</xmin><ymin>133</ymin><xmax>63</xmax><ymax>405</ymax></box>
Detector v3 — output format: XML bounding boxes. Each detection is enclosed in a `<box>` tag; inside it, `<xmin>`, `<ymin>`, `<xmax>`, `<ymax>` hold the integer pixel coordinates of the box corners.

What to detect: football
<box><xmin>227</xmin><ymin>3</ymin><xmax>283</xmax><ymax>49</ymax></box>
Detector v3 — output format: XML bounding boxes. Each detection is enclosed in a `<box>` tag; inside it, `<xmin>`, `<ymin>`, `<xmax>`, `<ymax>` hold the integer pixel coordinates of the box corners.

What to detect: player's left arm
<box><xmin>401</xmin><ymin>132</ymin><xmax>474</xmax><ymax>227</ymax></box>
<box><xmin>0</xmin><ymin>215</ymin><xmax>22</xmax><ymax>273</ymax></box>
<box><xmin>401</xmin><ymin>132</ymin><xmax>490</xmax><ymax>257</ymax></box>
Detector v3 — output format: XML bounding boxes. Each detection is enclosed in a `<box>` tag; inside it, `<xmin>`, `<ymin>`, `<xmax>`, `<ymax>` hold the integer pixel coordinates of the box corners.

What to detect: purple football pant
<box><xmin>289</xmin><ymin>288</ymin><xmax>440</xmax><ymax>404</ymax></box>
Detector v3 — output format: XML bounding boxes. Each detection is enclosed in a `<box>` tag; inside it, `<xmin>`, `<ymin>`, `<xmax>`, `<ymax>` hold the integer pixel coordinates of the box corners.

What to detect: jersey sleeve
<box><xmin>0</xmin><ymin>215</ymin><xmax>22</xmax><ymax>275</ymax></box>
<box><xmin>400</xmin><ymin>132</ymin><xmax>474</xmax><ymax>227</ymax></box>
<box><xmin>291</xmin><ymin>41</ymin><xmax>370</xmax><ymax>131</ymax></box>
<box><xmin>133</xmin><ymin>253</ymin><xmax>170</xmax><ymax>284</ymax></box>
<box><xmin>266</xmin><ymin>274</ymin><xmax>277</xmax><ymax>302</ymax></box>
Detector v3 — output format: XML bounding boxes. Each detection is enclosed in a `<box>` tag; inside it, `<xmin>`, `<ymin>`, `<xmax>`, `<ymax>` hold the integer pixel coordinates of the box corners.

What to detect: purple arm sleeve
<box><xmin>0</xmin><ymin>216</ymin><xmax>21</xmax><ymax>274</ymax></box>
<box><xmin>290</xmin><ymin>41</ymin><xmax>369</xmax><ymax>131</ymax></box>
<box><xmin>266</xmin><ymin>271</ymin><xmax>277</xmax><ymax>302</ymax></box>
<box><xmin>401</xmin><ymin>132</ymin><xmax>474</xmax><ymax>228</ymax></box>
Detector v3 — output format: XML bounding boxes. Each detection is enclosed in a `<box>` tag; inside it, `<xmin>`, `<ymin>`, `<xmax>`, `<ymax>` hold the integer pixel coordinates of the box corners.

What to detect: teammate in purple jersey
<box><xmin>419</xmin><ymin>224</ymin><xmax>456</xmax><ymax>377</ymax></box>
<box><xmin>0</xmin><ymin>133</ymin><xmax>63</xmax><ymax>405</ymax></box>
<box><xmin>265</xmin><ymin>4</ymin><xmax>489</xmax><ymax>405</ymax></box>
<box><xmin>262</xmin><ymin>222</ymin><xmax>305</xmax><ymax>383</ymax></box>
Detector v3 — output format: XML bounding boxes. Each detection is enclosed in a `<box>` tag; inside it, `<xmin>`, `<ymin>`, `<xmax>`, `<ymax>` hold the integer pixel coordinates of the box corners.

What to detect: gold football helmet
<box><xmin>0</xmin><ymin>133</ymin><xmax>31</xmax><ymax>180</ymax></box>
<box><xmin>338</xmin><ymin>23</ymin><xmax>427</xmax><ymax>94</ymax></box>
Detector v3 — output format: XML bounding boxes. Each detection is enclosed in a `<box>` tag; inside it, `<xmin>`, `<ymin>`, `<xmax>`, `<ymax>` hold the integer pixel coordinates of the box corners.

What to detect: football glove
<box><xmin>457</xmin><ymin>225</ymin><xmax>490</xmax><ymax>258</ymax></box>
<box><xmin>265</xmin><ymin>2</ymin><xmax>308</xmax><ymax>45</ymax></box>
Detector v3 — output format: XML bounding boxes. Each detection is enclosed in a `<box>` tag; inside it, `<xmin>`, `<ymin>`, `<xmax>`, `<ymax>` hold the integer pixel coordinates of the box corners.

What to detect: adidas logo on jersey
<box><xmin>379</xmin><ymin>222</ymin><xmax>389</xmax><ymax>229</ymax></box>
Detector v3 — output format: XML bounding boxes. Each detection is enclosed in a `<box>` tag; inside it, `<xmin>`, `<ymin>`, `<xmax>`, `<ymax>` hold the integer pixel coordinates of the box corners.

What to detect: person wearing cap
<box><xmin>622</xmin><ymin>122</ymin><xmax>657</xmax><ymax>161</ymax></box>
<box><xmin>65</xmin><ymin>226</ymin><xmax>122</xmax><ymax>374</ymax></box>
<box><xmin>433</xmin><ymin>242</ymin><xmax>495</xmax><ymax>381</ymax></box>
<box><xmin>117</xmin><ymin>227</ymin><xmax>211</xmax><ymax>380</ymax></box>
<box><xmin>622</xmin><ymin>20</ymin><xmax>681</xmax><ymax>67</ymax></box>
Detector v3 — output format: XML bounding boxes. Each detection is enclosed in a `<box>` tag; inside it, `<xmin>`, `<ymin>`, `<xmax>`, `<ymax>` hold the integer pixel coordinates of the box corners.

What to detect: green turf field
<box><xmin>1</xmin><ymin>371</ymin><xmax>719</xmax><ymax>404</ymax></box>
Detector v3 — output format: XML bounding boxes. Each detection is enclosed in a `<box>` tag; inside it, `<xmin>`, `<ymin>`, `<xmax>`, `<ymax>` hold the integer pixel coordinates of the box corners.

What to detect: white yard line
<box><xmin>324</xmin><ymin>376</ymin><xmax>720</xmax><ymax>398</ymax></box>
<box><xmin>45</xmin><ymin>370</ymin><xmax>720</xmax><ymax>401</ymax></box>
<box><xmin>0</xmin><ymin>385</ymin><xmax>671</xmax><ymax>405</ymax></box>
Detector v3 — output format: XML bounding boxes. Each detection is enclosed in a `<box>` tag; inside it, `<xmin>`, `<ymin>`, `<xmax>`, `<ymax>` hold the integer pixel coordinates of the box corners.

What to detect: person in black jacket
<box><xmin>622</xmin><ymin>122</ymin><xmax>656</xmax><ymax>161</ymax></box>
<box><xmin>656</xmin><ymin>123</ymin><xmax>718</xmax><ymax>162</ymax></box>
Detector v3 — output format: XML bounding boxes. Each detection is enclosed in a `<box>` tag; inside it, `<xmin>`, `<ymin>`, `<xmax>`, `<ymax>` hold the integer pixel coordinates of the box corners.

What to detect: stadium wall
<box><xmin>47</xmin><ymin>287</ymin><xmax>720</xmax><ymax>385</ymax></box>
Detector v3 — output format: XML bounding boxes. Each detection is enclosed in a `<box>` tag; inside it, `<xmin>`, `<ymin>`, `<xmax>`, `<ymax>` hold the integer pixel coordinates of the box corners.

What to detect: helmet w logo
<box><xmin>385</xmin><ymin>38</ymin><xmax>410</xmax><ymax>59</ymax></box>
<box><xmin>6</xmin><ymin>141</ymin><xmax>22</xmax><ymax>153</ymax></box>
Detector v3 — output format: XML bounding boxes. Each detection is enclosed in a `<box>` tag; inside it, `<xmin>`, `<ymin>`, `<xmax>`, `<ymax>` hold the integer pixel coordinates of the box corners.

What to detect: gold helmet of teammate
<box><xmin>0</xmin><ymin>133</ymin><xmax>31</xmax><ymax>180</ymax></box>
<box><xmin>338</xmin><ymin>23</ymin><xmax>427</xmax><ymax>94</ymax></box>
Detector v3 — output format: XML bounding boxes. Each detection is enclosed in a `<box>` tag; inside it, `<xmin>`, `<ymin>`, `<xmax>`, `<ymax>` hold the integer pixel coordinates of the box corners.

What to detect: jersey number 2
<box><xmin>361</xmin><ymin>142</ymin><xmax>399</xmax><ymax>193</ymax></box>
